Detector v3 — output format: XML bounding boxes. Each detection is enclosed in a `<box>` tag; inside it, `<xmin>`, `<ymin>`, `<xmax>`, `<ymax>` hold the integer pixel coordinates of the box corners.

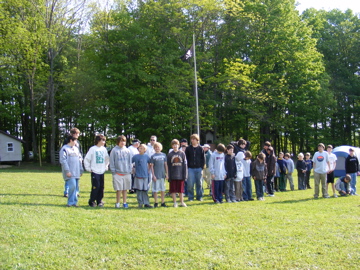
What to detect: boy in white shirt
<box><xmin>312</xmin><ymin>143</ymin><xmax>330</xmax><ymax>199</ymax></box>
<box><xmin>84</xmin><ymin>135</ymin><xmax>109</xmax><ymax>207</ymax></box>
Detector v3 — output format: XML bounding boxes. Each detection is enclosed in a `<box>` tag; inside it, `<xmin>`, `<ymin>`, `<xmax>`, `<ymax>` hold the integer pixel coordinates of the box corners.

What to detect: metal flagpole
<box><xmin>193</xmin><ymin>34</ymin><xmax>200</xmax><ymax>136</ymax></box>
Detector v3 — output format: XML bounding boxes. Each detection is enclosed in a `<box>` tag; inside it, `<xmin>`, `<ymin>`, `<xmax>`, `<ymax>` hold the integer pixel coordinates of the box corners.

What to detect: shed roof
<box><xmin>0</xmin><ymin>130</ymin><xmax>26</xmax><ymax>143</ymax></box>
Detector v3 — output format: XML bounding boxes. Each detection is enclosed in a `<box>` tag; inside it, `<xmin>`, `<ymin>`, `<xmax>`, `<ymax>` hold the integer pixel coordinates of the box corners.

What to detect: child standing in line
<box><xmin>167</xmin><ymin>139</ymin><xmax>188</xmax><ymax>207</ymax></box>
<box><xmin>304</xmin><ymin>153</ymin><xmax>313</xmax><ymax>189</ymax></box>
<box><xmin>234</xmin><ymin>151</ymin><xmax>244</xmax><ymax>201</ymax></box>
<box><xmin>150</xmin><ymin>142</ymin><xmax>168</xmax><ymax>208</ymax></box>
<box><xmin>251</xmin><ymin>152</ymin><xmax>267</xmax><ymax>201</ymax></box>
<box><xmin>277</xmin><ymin>152</ymin><xmax>287</xmax><ymax>191</ymax></box>
<box><xmin>284</xmin><ymin>153</ymin><xmax>295</xmax><ymax>191</ymax></box>
<box><xmin>60</xmin><ymin>135</ymin><xmax>83</xmax><ymax>207</ymax></box>
<box><xmin>274</xmin><ymin>161</ymin><xmax>280</xmax><ymax>192</ymax></box>
<box><xmin>209</xmin><ymin>144</ymin><xmax>227</xmax><ymax>203</ymax></box>
<box><xmin>241</xmin><ymin>151</ymin><xmax>253</xmax><ymax>201</ymax></box>
<box><xmin>132</xmin><ymin>144</ymin><xmax>153</xmax><ymax>208</ymax></box>
<box><xmin>224</xmin><ymin>145</ymin><xmax>237</xmax><ymax>203</ymax></box>
<box><xmin>296</xmin><ymin>153</ymin><xmax>307</xmax><ymax>190</ymax></box>
<box><xmin>84</xmin><ymin>134</ymin><xmax>109</xmax><ymax>207</ymax></box>
<box><xmin>110</xmin><ymin>135</ymin><xmax>133</xmax><ymax>209</ymax></box>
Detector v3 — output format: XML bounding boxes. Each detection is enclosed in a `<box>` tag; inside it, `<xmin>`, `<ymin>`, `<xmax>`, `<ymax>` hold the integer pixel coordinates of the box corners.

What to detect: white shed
<box><xmin>0</xmin><ymin>130</ymin><xmax>24</xmax><ymax>164</ymax></box>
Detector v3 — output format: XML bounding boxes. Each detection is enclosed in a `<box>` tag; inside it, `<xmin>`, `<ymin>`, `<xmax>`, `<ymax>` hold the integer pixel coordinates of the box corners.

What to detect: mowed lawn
<box><xmin>0</xmin><ymin>164</ymin><xmax>359</xmax><ymax>269</ymax></box>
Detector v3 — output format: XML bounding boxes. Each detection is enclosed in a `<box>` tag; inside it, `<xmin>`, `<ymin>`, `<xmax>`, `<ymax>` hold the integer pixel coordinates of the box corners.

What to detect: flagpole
<box><xmin>193</xmin><ymin>34</ymin><xmax>200</xmax><ymax>137</ymax></box>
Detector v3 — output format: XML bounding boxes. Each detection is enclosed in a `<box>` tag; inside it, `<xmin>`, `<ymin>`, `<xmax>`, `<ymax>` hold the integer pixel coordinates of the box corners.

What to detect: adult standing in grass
<box><xmin>150</xmin><ymin>142</ymin><xmax>168</xmax><ymax>207</ymax></box>
<box><xmin>326</xmin><ymin>145</ymin><xmax>338</xmax><ymax>197</ymax></box>
<box><xmin>60</xmin><ymin>135</ymin><xmax>83</xmax><ymax>207</ymax></box>
<box><xmin>167</xmin><ymin>139</ymin><xmax>188</xmax><ymax>207</ymax></box>
<box><xmin>252</xmin><ymin>152</ymin><xmax>267</xmax><ymax>201</ymax></box>
<box><xmin>132</xmin><ymin>144</ymin><xmax>153</xmax><ymax>208</ymax></box>
<box><xmin>110</xmin><ymin>135</ymin><xmax>133</xmax><ymax>209</ymax></box>
<box><xmin>84</xmin><ymin>135</ymin><xmax>109</xmax><ymax>207</ymax></box>
<box><xmin>185</xmin><ymin>134</ymin><xmax>205</xmax><ymax>201</ymax></box>
<box><xmin>345</xmin><ymin>148</ymin><xmax>359</xmax><ymax>195</ymax></box>
<box><xmin>312</xmin><ymin>143</ymin><xmax>330</xmax><ymax>199</ymax></box>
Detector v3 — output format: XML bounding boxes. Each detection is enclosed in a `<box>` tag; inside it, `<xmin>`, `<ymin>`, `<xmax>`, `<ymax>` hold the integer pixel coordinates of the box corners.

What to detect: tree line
<box><xmin>1</xmin><ymin>0</ymin><xmax>360</xmax><ymax>164</ymax></box>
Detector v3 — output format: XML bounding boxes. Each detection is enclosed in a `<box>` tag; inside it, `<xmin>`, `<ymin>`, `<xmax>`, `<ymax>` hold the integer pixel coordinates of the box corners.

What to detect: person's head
<box><xmin>317</xmin><ymin>143</ymin><xmax>325</xmax><ymax>152</ymax></box>
<box><xmin>150</xmin><ymin>135</ymin><xmax>157</xmax><ymax>146</ymax></box>
<box><xmin>327</xmin><ymin>145</ymin><xmax>333</xmax><ymax>153</ymax></box>
<box><xmin>171</xmin><ymin>139</ymin><xmax>180</xmax><ymax>151</ymax></box>
<box><xmin>244</xmin><ymin>151</ymin><xmax>252</xmax><ymax>160</ymax></box>
<box><xmin>116</xmin><ymin>135</ymin><xmax>126</xmax><ymax>147</ymax></box>
<box><xmin>203</xmin><ymin>143</ymin><xmax>210</xmax><ymax>152</ymax></box>
<box><xmin>257</xmin><ymin>152</ymin><xmax>265</xmax><ymax>162</ymax></box>
<box><xmin>216</xmin><ymin>143</ymin><xmax>226</xmax><ymax>154</ymax></box>
<box><xmin>132</xmin><ymin>139</ymin><xmax>140</xmax><ymax>148</ymax></box>
<box><xmin>278</xmin><ymin>152</ymin><xmax>284</xmax><ymax>158</ymax></box>
<box><xmin>305</xmin><ymin>152</ymin><xmax>311</xmax><ymax>159</ymax></box>
<box><xmin>284</xmin><ymin>153</ymin><xmax>291</xmax><ymax>159</ymax></box>
<box><xmin>263</xmin><ymin>141</ymin><xmax>271</xmax><ymax>150</ymax></box>
<box><xmin>95</xmin><ymin>134</ymin><xmax>106</xmax><ymax>146</ymax></box>
<box><xmin>238</xmin><ymin>139</ymin><xmax>246</xmax><ymax>148</ymax></box>
<box><xmin>236</xmin><ymin>151</ymin><xmax>244</xmax><ymax>161</ymax></box>
<box><xmin>190</xmin><ymin>134</ymin><xmax>200</xmax><ymax>146</ymax></box>
<box><xmin>153</xmin><ymin>142</ymin><xmax>163</xmax><ymax>153</ymax></box>
<box><xmin>349</xmin><ymin>148</ymin><xmax>355</xmax><ymax>156</ymax></box>
<box><xmin>344</xmin><ymin>174</ymin><xmax>351</xmax><ymax>183</ymax></box>
<box><xmin>138</xmin><ymin>144</ymin><xmax>147</xmax><ymax>154</ymax></box>
<box><xmin>267</xmin><ymin>146</ymin><xmax>274</xmax><ymax>156</ymax></box>
<box><xmin>226</xmin><ymin>144</ymin><xmax>234</xmax><ymax>155</ymax></box>
<box><xmin>66</xmin><ymin>135</ymin><xmax>76</xmax><ymax>146</ymax></box>
<box><xmin>298</xmin><ymin>152</ymin><xmax>304</xmax><ymax>160</ymax></box>
<box><xmin>70</xmin><ymin>128</ymin><xmax>80</xmax><ymax>139</ymax></box>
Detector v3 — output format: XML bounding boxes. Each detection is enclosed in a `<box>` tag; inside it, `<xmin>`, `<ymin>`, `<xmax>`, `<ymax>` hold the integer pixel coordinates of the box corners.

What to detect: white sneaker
<box><xmin>115</xmin><ymin>203</ymin><xmax>120</xmax><ymax>208</ymax></box>
<box><xmin>173</xmin><ymin>202</ymin><xmax>178</xmax><ymax>208</ymax></box>
<box><xmin>333</xmin><ymin>194</ymin><xmax>338</xmax><ymax>198</ymax></box>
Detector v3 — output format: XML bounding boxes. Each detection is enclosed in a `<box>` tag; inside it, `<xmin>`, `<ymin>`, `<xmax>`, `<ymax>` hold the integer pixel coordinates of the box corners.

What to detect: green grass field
<box><xmin>1</xmin><ymin>164</ymin><xmax>359</xmax><ymax>269</ymax></box>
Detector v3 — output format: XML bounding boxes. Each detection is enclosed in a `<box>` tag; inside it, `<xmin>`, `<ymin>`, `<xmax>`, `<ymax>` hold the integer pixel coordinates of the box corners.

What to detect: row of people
<box><xmin>59</xmin><ymin>132</ymin><xmax>358</xmax><ymax>207</ymax></box>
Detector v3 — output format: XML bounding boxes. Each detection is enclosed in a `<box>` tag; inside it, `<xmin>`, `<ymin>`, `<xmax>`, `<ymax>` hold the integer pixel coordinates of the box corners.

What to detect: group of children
<box><xmin>59</xmin><ymin>133</ymin><xmax>357</xmax><ymax>207</ymax></box>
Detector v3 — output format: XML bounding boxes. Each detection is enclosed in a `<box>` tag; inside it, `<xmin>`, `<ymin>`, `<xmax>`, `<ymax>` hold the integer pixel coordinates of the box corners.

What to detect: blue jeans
<box><xmin>187</xmin><ymin>167</ymin><xmax>203</xmax><ymax>200</ymax></box>
<box><xmin>67</xmin><ymin>178</ymin><xmax>79</xmax><ymax>206</ymax></box>
<box><xmin>64</xmin><ymin>180</ymin><xmax>79</xmax><ymax>195</ymax></box>
<box><xmin>254</xmin><ymin>180</ymin><xmax>264</xmax><ymax>199</ymax></box>
<box><xmin>338</xmin><ymin>181</ymin><xmax>352</xmax><ymax>196</ymax></box>
<box><xmin>242</xmin><ymin>176</ymin><xmax>252</xmax><ymax>200</ymax></box>
<box><xmin>213</xmin><ymin>180</ymin><xmax>224</xmax><ymax>202</ymax></box>
<box><xmin>349</xmin><ymin>172</ymin><xmax>357</xmax><ymax>195</ymax></box>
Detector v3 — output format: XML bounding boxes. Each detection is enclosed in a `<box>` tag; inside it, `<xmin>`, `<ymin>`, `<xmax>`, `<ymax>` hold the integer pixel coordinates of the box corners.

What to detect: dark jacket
<box><xmin>251</xmin><ymin>159</ymin><xmax>267</xmax><ymax>180</ymax></box>
<box><xmin>185</xmin><ymin>145</ymin><xmax>205</xmax><ymax>169</ymax></box>
<box><xmin>345</xmin><ymin>155</ymin><xmax>359</xmax><ymax>173</ymax></box>
<box><xmin>225</xmin><ymin>154</ymin><xmax>236</xmax><ymax>179</ymax></box>
<box><xmin>277</xmin><ymin>158</ymin><xmax>287</xmax><ymax>174</ymax></box>
<box><xmin>265</xmin><ymin>150</ymin><xmax>276</xmax><ymax>177</ymax></box>
<box><xmin>296</xmin><ymin>160</ymin><xmax>307</xmax><ymax>173</ymax></box>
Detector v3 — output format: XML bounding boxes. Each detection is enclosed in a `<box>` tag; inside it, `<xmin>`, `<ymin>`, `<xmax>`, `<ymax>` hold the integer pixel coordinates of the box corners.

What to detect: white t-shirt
<box><xmin>312</xmin><ymin>151</ymin><xmax>329</xmax><ymax>174</ymax></box>
<box><xmin>84</xmin><ymin>145</ymin><xmax>109</xmax><ymax>174</ymax></box>
<box><xmin>327</xmin><ymin>152</ymin><xmax>337</xmax><ymax>171</ymax></box>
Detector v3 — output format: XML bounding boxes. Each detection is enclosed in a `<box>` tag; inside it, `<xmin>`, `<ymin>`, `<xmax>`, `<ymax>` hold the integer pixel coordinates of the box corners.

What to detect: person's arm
<box><xmin>83</xmin><ymin>149</ymin><xmax>92</xmax><ymax>172</ymax></box>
